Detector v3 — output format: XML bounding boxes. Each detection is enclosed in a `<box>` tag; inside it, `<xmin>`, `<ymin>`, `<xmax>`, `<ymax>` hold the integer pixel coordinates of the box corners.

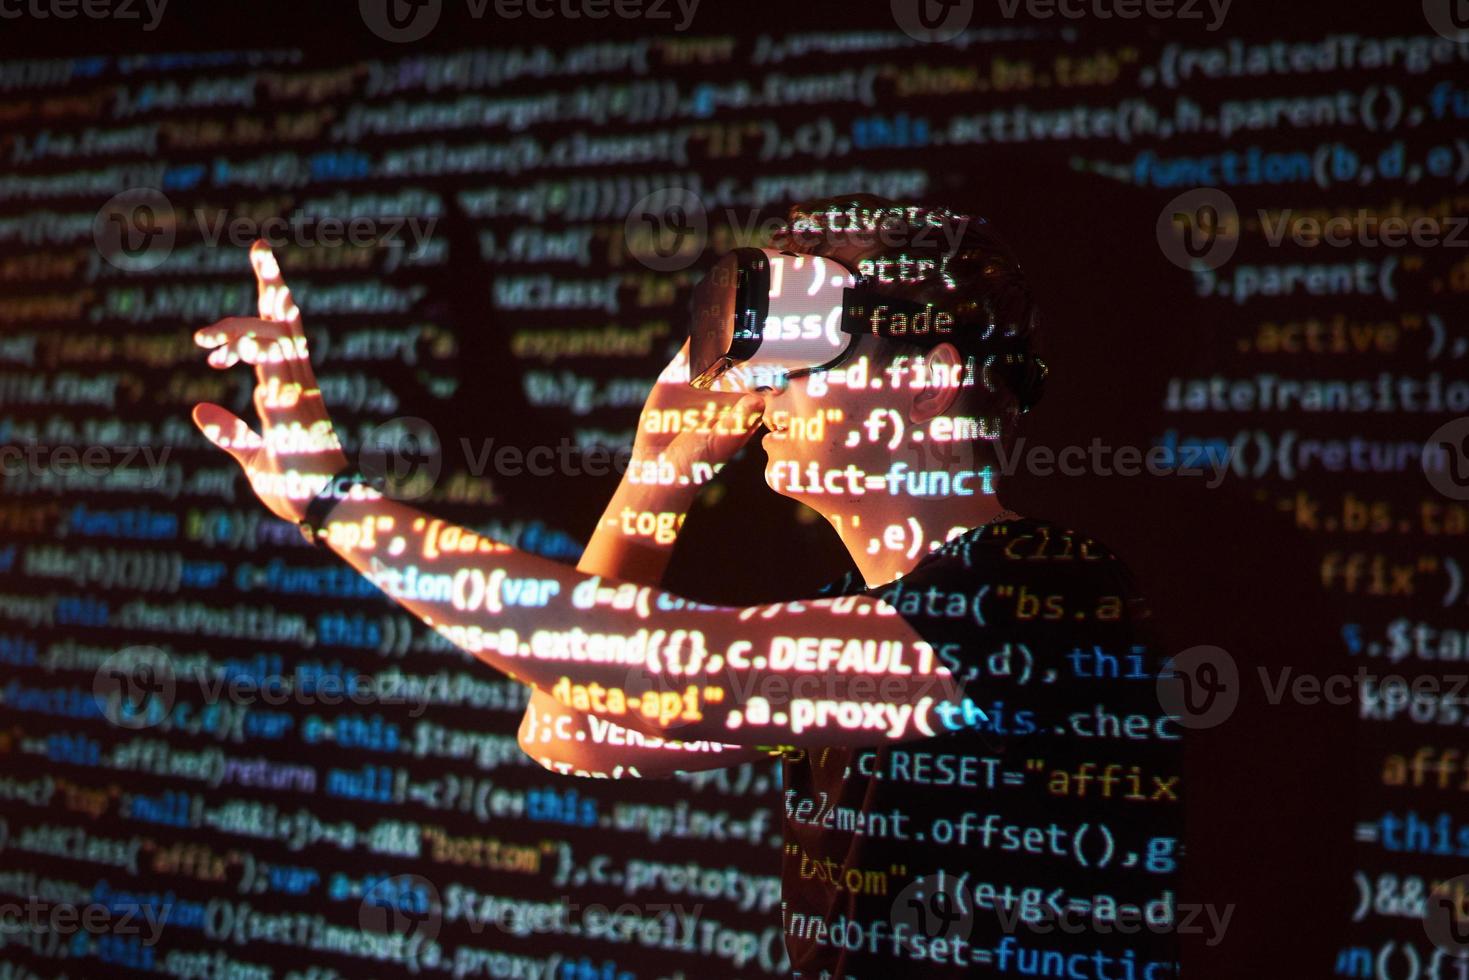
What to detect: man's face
<box><xmin>757</xmin><ymin>351</ymin><xmax>882</xmax><ymax>505</ymax></box>
<box><xmin>755</xmin><ymin>338</ymin><xmax>982</xmax><ymax>509</ymax></box>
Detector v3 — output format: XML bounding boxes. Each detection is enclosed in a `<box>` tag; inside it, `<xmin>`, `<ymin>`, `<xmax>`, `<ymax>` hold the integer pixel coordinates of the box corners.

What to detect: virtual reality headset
<box><xmin>687</xmin><ymin>247</ymin><xmax>961</xmax><ymax>392</ymax></box>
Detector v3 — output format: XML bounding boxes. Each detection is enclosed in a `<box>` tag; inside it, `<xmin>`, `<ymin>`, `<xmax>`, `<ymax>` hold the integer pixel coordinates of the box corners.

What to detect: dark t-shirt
<box><xmin>780</xmin><ymin>517</ymin><xmax>1184</xmax><ymax>978</ymax></box>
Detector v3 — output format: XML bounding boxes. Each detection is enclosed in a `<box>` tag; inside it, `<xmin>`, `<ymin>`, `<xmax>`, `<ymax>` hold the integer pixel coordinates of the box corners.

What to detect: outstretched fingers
<box><xmin>251</xmin><ymin>240</ymin><xmax>302</xmax><ymax>329</ymax></box>
<box><xmin>195</xmin><ymin>317</ymin><xmax>297</xmax><ymax>368</ymax></box>
<box><xmin>249</xmin><ymin>240</ymin><xmax>319</xmax><ymax>398</ymax></box>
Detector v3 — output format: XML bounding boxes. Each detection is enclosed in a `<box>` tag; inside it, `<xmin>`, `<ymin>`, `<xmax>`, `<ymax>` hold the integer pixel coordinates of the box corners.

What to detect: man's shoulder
<box><xmin>811</xmin><ymin>515</ymin><xmax>1146</xmax><ymax>614</ymax></box>
<box><xmin>893</xmin><ymin>515</ymin><xmax>1139</xmax><ymax>591</ymax></box>
<box><xmin>831</xmin><ymin>516</ymin><xmax>1154</xmax><ymax>648</ymax></box>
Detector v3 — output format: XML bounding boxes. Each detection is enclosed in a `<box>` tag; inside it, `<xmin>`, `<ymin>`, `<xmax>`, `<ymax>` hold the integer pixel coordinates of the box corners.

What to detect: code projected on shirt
<box><xmin>769</xmin><ymin>519</ymin><xmax>1181</xmax><ymax>977</ymax></box>
<box><xmin>0</xmin><ymin>5</ymin><xmax>1465</xmax><ymax>978</ymax></box>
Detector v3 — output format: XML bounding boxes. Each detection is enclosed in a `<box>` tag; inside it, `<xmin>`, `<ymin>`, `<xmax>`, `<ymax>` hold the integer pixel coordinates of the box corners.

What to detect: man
<box><xmin>193</xmin><ymin>196</ymin><xmax>1182</xmax><ymax>976</ymax></box>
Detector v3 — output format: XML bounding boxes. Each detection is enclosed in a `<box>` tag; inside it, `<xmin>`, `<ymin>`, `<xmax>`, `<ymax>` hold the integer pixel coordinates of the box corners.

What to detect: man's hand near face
<box><xmin>576</xmin><ymin>340</ymin><xmax>764</xmax><ymax>586</ymax></box>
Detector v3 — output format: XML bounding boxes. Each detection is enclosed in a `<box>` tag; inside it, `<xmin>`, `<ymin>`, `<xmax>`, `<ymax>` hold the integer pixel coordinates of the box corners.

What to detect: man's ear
<box><xmin>908</xmin><ymin>342</ymin><xmax>963</xmax><ymax>425</ymax></box>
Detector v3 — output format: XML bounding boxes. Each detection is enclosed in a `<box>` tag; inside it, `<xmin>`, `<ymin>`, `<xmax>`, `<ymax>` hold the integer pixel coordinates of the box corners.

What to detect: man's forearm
<box><xmin>520</xmin><ymin>687</ymin><xmax>775</xmax><ymax>778</ymax></box>
<box><xmin>322</xmin><ymin>492</ymin><xmax>602</xmax><ymax>687</ymax></box>
<box><xmin>320</xmin><ymin>490</ymin><xmax>733</xmax><ymax>741</ymax></box>
<box><xmin>317</xmin><ymin>490</ymin><xmax>957</xmax><ymax>748</ymax></box>
<box><xmin>575</xmin><ymin>477</ymin><xmax>699</xmax><ymax>585</ymax></box>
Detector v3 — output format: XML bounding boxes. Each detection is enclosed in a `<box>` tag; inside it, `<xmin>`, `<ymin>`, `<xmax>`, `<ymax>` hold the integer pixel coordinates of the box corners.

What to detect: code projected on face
<box><xmin>0</xmin><ymin>6</ymin><xmax>1462</xmax><ymax>978</ymax></box>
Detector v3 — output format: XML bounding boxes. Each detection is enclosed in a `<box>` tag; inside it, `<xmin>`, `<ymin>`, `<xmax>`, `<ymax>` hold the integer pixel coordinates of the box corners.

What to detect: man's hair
<box><xmin>774</xmin><ymin>196</ymin><xmax>1046</xmax><ymax>447</ymax></box>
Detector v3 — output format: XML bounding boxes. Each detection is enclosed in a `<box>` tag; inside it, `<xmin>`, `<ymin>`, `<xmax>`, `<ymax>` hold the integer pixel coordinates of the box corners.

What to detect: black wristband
<box><xmin>298</xmin><ymin>468</ymin><xmax>386</xmax><ymax>547</ymax></box>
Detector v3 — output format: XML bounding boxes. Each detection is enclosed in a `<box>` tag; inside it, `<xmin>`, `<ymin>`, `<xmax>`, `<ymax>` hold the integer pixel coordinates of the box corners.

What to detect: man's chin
<box><xmin>761</xmin><ymin>466</ymin><xmax>785</xmax><ymax>496</ymax></box>
<box><xmin>761</xmin><ymin>459</ymin><xmax>800</xmax><ymax>500</ymax></box>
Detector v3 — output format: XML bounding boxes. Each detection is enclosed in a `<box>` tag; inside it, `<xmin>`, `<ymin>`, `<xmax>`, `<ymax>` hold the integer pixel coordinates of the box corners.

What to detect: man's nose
<box><xmin>751</xmin><ymin>369</ymin><xmax>789</xmax><ymax>398</ymax></box>
<box><xmin>751</xmin><ymin>381</ymin><xmax>789</xmax><ymax>420</ymax></box>
<box><xmin>744</xmin><ymin>386</ymin><xmax>782</xmax><ymax>431</ymax></box>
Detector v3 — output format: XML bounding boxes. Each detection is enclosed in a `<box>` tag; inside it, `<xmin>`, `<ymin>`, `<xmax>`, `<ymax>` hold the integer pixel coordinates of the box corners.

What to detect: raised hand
<box><xmin>191</xmin><ymin>240</ymin><xmax>348</xmax><ymax>523</ymax></box>
<box><xmin>629</xmin><ymin>338</ymin><xmax>763</xmax><ymax>485</ymax></box>
<box><xmin>574</xmin><ymin>339</ymin><xmax>763</xmax><ymax>585</ymax></box>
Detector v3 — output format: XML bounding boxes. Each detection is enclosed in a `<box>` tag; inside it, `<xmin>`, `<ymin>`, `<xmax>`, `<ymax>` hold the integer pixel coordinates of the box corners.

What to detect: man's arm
<box><xmin>192</xmin><ymin>242</ymin><xmax>961</xmax><ymax>751</ymax></box>
<box><xmin>518</xmin><ymin>686</ymin><xmax>777</xmax><ymax>778</ymax></box>
<box><xmin>550</xmin><ymin>345</ymin><xmax>773</xmax><ymax>771</ymax></box>
<box><xmin>572</xmin><ymin>340</ymin><xmax>754</xmax><ymax>585</ymax></box>
<box><xmin>318</xmin><ymin>489</ymin><xmax>958</xmax><ymax>748</ymax></box>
